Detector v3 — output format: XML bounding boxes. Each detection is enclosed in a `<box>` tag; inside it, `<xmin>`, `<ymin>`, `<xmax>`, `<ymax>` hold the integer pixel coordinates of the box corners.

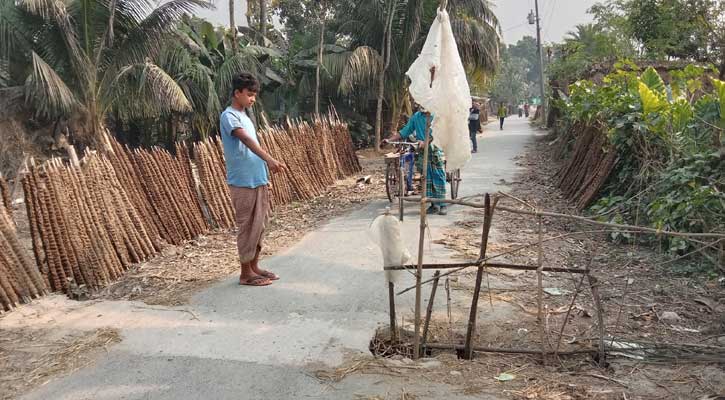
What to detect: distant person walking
<box><xmin>524</xmin><ymin>103</ymin><xmax>530</xmax><ymax>118</ymax></box>
<box><xmin>468</xmin><ymin>101</ymin><xmax>482</xmax><ymax>153</ymax></box>
<box><xmin>518</xmin><ymin>105</ymin><xmax>523</xmax><ymax>118</ymax></box>
<box><xmin>497</xmin><ymin>103</ymin><xmax>507</xmax><ymax>130</ymax></box>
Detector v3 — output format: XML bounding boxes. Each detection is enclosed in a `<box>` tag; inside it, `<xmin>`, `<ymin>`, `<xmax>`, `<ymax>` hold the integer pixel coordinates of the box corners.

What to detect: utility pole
<box><xmin>529</xmin><ymin>1</ymin><xmax>546</xmax><ymax>125</ymax></box>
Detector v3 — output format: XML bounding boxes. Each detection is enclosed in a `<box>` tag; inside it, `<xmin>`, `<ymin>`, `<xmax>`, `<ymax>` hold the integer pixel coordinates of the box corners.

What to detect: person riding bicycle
<box><xmin>384</xmin><ymin>107</ymin><xmax>448</xmax><ymax>215</ymax></box>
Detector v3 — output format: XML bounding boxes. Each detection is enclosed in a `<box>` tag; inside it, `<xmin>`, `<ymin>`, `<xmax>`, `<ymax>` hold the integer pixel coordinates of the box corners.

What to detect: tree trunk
<box><xmin>229</xmin><ymin>0</ymin><xmax>237</xmax><ymax>54</ymax></box>
<box><xmin>258</xmin><ymin>0</ymin><xmax>266</xmax><ymax>46</ymax></box>
<box><xmin>374</xmin><ymin>0</ymin><xmax>396</xmax><ymax>152</ymax></box>
<box><xmin>315</xmin><ymin>19</ymin><xmax>326</xmax><ymax>115</ymax></box>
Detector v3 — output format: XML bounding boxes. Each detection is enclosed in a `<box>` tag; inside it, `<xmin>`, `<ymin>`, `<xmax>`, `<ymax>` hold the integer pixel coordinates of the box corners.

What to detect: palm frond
<box><xmin>25</xmin><ymin>51</ymin><xmax>80</xmax><ymax>118</ymax></box>
<box><xmin>0</xmin><ymin>0</ymin><xmax>35</xmax><ymax>59</ymax></box>
<box><xmin>339</xmin><ymin>46</ymin><xmax>383</xmax><ymax>94</ymax></box>
<box><xmin>112</xmin><ymin>61</ymin><xmax>192</xmax><ymax>119</ymax></box>
<box><xmin>450</xmin><ymin>16</ymin><xmax>500</xmax><ymax>73</ymax></box>
<box><xmin>214</xmin><ymin>50</ymin><xmax>263</xmax><ymax>99</ymax></box>
<box><xmin>0</xmin><ymin>86</ymin><xmax>26</xmax><ymax>118</ymax></box>
<box><xmin>110</xmin><ymin>0</ymin><xmax>212</xmax><ymax>68</ymax></box>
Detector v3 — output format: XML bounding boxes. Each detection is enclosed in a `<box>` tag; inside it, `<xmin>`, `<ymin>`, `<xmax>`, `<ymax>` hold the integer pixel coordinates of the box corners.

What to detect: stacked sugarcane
<box><xmin>323</xmin><ymin>113</ymin><xmax>362</xmax><ymax>177</ymax></box>
<box><xmin>128</xmin><ymin>146</ymin><xmax>208</xmax><ymax>245</ymax></box>
<box><xmin>10</xmin><ymin>111</ymin><xmax>361</xmax><ymax>298</ymax></box>
<box><xmin>0</xmin><ymin>173</ymin><xmax>11</xmax><ymax>212</ymax></box>
<box><xmin>192</xmin><ymin>138</ymin><xmax>236</xmax><ymax>229</ymax></box>
<box><xmin>21</xmin><ymin>155</ymin><xmax>158</xmax><ymax>292</ymax></box>
<box><xmin>193</xmin><ymin>113</ymin><xmax>361</xmax><ymax>228</ymax></box>
<box><xmin>555</xmin><ymin>123</ymin><xmax>618</xmax><ymax>210</ymax></box>
<box><xmin>106</xmin><ymin>137</ymin><xmax>164</xmax><ymax>250</ymax></box>
<box><xmin>0</xmin><ymin>187</ymin><xmax>47</xmax><ymax>312</ymax></box>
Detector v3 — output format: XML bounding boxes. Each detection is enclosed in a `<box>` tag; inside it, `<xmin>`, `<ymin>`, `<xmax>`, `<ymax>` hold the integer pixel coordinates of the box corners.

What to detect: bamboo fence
<box><xmin>4</xmin><ymin>112</ymin><xmax>360</xmax><ymax>304</ymax></box>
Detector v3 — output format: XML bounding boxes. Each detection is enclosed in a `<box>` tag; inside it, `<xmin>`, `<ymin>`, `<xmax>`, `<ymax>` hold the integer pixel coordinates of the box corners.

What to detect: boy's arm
<box><xmin>231</xmin><ymin>127</ymin><xmax>287</xmax><ymax>174</ymax></box>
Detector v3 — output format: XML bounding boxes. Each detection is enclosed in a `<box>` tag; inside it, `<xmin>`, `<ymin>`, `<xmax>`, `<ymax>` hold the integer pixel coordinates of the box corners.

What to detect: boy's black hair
<box><xmin>232</xmin><ymin>72</ymin><xmax>260</xmax><ymax>95</ymax></box>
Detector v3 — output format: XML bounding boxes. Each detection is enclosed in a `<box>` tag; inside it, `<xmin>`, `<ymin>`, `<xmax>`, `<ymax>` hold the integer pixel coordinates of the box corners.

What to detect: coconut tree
<box><xmin>0</xmin><ymin>0</ymin><xmax>210</xmax><ymax>147</ymax></box>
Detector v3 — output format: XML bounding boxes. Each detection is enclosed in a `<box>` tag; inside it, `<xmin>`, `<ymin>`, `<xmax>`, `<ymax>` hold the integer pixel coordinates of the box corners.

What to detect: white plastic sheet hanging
<box><xmin>406</xmin><ymin>8</ymin><xmax>472</xmax><ymax>170</ymax></box>
<box><xmin>369</xmin><ymin>212</ymin><xmax>412</xmax><ymax>284</ymax></box>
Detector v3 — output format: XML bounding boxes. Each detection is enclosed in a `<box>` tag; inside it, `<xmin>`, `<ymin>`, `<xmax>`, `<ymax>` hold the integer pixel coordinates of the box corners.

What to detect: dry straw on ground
<box><xmin>0</xmin><ymin>327</ymin><xmax>121</xmax><ymax>400</ymax></box>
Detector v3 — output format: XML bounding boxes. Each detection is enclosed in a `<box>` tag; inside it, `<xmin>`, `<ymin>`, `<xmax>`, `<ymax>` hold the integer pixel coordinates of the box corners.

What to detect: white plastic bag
<box><xmin>369</xmin><ymin>213</ymin><xmax>412</xmax><ymax>284</ymax></box>
<box><xmin>406</xmin><ymin>8</ymin><xmax>472</xmax><ymax>170</ymax></box>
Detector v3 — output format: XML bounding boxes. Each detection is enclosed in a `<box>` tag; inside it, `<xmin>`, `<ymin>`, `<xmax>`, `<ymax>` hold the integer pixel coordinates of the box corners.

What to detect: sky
<box><xmin>196</xmin><ymin>0</ymin><xmax>601</xmax><ymax>45</ymax></box>
<box><xmin>494</xmin><ymin>0</ymin><xmax>601</xmax><ymax>44</ymax></box>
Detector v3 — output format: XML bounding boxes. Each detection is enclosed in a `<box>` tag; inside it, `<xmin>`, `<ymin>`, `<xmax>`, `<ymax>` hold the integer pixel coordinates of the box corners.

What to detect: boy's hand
<box><xmin>417</xmin><ymin>140</ymin><xmax>425</xmax><ymax>149</ymax></box>
<box><xmin>267</xmin><ymin>158</ymin><xmax>287</xmax><ymax>174</ymax></box>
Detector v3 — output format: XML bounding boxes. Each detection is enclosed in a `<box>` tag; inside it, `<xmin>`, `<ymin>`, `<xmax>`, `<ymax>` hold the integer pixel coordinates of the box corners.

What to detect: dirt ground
<box><xmin>317</xmin><ymin>135</ymin><xmax>725</xmax><ymax>399</ymax></box>
<box><xmin>0</xmin><ymin>327</ymin><xmax>120</xmax><ymax>400</ymax></box>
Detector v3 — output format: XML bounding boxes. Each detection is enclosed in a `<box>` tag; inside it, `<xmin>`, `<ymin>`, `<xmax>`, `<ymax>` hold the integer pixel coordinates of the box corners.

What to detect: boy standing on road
<box><xmin>220</xmin><ymin>72</ymin><xmax>287</xmax><ymax>287</ymax></box>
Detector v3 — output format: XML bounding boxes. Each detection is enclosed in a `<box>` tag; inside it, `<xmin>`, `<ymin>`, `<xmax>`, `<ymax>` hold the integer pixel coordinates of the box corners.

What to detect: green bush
<box><xmin>558</xmin><ymin>62</ymin><xmax>724</xmax><ymax>269</ymax></box>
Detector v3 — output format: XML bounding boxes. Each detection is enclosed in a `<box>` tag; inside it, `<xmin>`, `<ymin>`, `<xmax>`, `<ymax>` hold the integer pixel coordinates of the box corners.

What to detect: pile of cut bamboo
<box><xmin>195</xmin><ymin>113</ymin><xmax>362</xmax><ymax>228</ymax></box>
<box><xmin>555</xmin><ymin>124</ymin><xmax>617</xmax><ymax>210</ymax></box>
<box><xmin>193</xmin><ymin>137</ymin><xmax>236</xmax><ymax>229</ymax></box>
<box><xmin>1</xmin><ymin>180</ymin><xmax>47</xmax><ymax>312</ymax></box>
<box><xmin>9</xmin><ymin>111</ymin><xmax>361</xmax><ymax>298</ymax></box>
<box><xmin>0</xmin><ymin>173</ymin><xmax>11</xmax><ymax>211</ymax></box>
<box><xmin>22</xmin><ymin>156</ymin><xmax>158</xmax><ymax>292</ymax></box>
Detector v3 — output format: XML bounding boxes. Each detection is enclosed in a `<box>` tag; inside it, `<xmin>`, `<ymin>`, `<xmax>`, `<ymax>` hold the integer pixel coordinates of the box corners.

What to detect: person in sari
<box><xmin>384</xmin><ymin>108</ymin><xmax>448</xmax><ymax>215</ymax></box>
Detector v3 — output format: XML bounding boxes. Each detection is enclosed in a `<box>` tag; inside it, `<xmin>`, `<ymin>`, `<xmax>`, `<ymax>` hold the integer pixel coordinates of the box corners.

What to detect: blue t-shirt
<box><xmin>399</xmin><ymin>111</ymin><xmax>434</xmax><ymax>142</ymax></box>
<box><xmin>220</xmin><ymin>107</ymin><xmax>269</xmax><ymax>188</ymax></box>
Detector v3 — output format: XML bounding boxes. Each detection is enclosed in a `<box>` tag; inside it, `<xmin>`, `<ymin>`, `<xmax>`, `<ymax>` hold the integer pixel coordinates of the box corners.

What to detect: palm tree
<box><xmin>0</xmin><ymin>0</ymin><xmax>210</xmax><ymax>147</ymax></box>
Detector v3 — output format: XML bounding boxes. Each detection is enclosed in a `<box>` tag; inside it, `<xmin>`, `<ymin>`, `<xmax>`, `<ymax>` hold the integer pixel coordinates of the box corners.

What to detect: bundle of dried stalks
<box><xmin>195</xmin><ymin>112</ymin><xmax>362</xmax><ymax>229</ymax></box>
<box><xmin>0</xmin><ymin>174</ymin><xmax>11</xmax><ymax>212</ymax></box>
<box><xmin>11</xmin><ymin>112</ymin><xmax>360</xmax><ymax>300</ymax></box>
<box><xmin>0</xmin><ymin>196</ymin><xmax>46</xmax><ymax>312</ymax></box>
<box><xmin>554</xmin><ymin>124</ymin><xmax>617</xmax><ymax>210</ymax></box>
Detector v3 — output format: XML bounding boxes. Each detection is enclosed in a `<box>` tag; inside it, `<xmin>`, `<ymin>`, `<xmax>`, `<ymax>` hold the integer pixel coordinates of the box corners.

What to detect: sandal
<box><xmin>258</xmin><ymin>270</ymin><xmax>279</xmax><ymax>281</ymax></box>
<box><xmin>239</xmin><ymin>275</ymin><xmax>273</xmax><ymax>286</ymax></box>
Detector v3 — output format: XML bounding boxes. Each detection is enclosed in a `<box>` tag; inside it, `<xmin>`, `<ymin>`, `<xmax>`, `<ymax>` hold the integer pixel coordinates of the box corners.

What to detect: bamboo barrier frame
<box><xmin>391</xmin><ymin>188</ymin><xmax>723</xmax><ymax>364</ymax></box>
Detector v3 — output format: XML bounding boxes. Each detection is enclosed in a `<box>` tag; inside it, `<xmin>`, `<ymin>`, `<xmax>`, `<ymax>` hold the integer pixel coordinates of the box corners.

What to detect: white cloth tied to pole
<box><xmin>406</xmin><ymin>8</ymin><xmax>472</xmax><ymax>170</ymax></box>
<box><xmin>369</xmin><ymin>213</ymin><xmax>412</xmax><ymax>284</ymax></box>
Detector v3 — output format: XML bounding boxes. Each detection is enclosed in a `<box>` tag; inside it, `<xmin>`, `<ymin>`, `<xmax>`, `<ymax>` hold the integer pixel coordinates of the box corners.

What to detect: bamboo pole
<box><xmin>384</xmin><ymin>262</ymin><xmax>588</xmax><ymax>274</ymax></box>
<box><xmin>587</xmin><ymin>271</ymin><xmax>608</xmax><ymax>367</ymax></box>
<box><xmin>414</xmin><ymin>112</ymin><xmax>433</xmax><ymax>360</ymax></box>
<box><xmin>536</xmin><ymin>214</ymin><xmax>547</xmax><ymax>363</ymax></box>
<box><xmin>388</xmin><ymin>281</ymin><xmax>397</xmax><ymax>342</ymax></box>
<box><xmin>463</xmin><ymin>194</ymin><xmax>492</xmax><ymax>359</ymax></box>
<box><xmin>421</xmin><ymin>271</ymin><xmax>441</xmax><ymax>347</ymax></box>
<box><xmin>424</xmin><ymin>343</ymin><xmax>596</xmax><ymax>356</ymax></box>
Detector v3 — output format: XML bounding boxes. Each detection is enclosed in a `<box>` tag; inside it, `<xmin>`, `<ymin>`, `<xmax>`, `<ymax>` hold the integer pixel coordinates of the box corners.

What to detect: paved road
<box><xmin>20</xmin><ymin>117</ymin><xmax>534</xmax><ymax>400</ymax></box>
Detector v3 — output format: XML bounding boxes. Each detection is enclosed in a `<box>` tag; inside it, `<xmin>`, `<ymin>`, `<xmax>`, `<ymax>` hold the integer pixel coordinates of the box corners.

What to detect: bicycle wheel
<box><xmin>385</xmin><ymin>162</ymin><xmax>398</xmax><ymax>202</ymax></box>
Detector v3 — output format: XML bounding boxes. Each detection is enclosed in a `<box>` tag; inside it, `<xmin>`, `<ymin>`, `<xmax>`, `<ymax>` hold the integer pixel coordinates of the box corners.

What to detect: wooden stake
<box><xmin>421</xmin><ymin>270</ymin><xmax>441</xmax><ymax>347</ymax></box>
<box><xmin>388</xmin><ymin>281</ymin><xmax>397</xmax><ymax>342</ymax></box>
<box><xmin>587</xmin><ymin>271</ymin><xmax>607</xmax><ymax>367</ymax></box>
<box><xmin>414</xmin><ymin>113</ymin><xmax>432</xmax><ymax>360</ymax></box>
<box><xmin>536</xmin><ymin>214</ymin><xmax>546</xmax><ymax>363</ymax></box>
<box><xmin>463</xmin><ymin>193</ymin><xmax>492</xmax><ymax>359</ymax></box>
